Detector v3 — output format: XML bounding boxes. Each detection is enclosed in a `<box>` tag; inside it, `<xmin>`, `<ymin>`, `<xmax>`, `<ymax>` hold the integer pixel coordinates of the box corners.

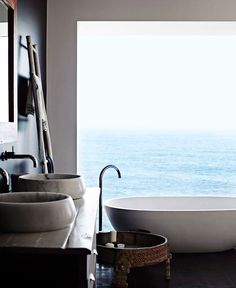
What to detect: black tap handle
<box><xmin>1</xmin><ymin>150</ymin><xmax>14</xmax><ymax>161</ymax></box>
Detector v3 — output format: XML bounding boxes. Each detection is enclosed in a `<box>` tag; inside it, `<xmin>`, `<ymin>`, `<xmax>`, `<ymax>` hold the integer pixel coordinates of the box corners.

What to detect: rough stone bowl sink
<box><xmin>0</xmin><ymin>192</ymin><xmax>76</xmax><ymax>233</ymax></box>
<box><xmin>18</xmin><ymin>173</ymin><xmax>86</xmax><ymax>199</ymax></box>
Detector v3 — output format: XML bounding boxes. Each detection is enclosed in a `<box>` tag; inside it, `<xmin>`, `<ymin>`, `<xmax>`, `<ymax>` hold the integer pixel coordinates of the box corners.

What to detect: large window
<box><xmin>77</xmin><ymin>22</ymin><xmax>236</xmax><ymax>229</ymax></box>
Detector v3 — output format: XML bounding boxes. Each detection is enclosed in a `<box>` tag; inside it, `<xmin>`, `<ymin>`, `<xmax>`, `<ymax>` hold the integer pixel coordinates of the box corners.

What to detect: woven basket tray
<box><xmin>97</xmin><ymin>231</ymin><xmax>170</xmax><ymax>268</ymax></box>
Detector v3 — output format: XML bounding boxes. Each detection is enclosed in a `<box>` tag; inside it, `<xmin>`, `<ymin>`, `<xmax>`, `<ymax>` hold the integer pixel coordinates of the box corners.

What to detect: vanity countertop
<box><xmin>0</xmin><ymin>187</ymin><xmax>100</xmax><ymax>255</ymax></box>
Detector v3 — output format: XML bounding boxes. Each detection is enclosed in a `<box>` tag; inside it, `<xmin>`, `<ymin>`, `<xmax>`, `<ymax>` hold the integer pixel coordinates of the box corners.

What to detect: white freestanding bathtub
<box><xmin>104</xmin><ymin>196</ymin><xmax>236</xmax><ymax>253</ymax></box>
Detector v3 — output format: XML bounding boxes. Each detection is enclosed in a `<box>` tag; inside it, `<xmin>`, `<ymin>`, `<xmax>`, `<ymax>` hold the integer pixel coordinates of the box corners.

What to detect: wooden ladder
<box><xmin>26</xmin><ymin>35</ymin><xmax>54</xmax><ymax>173</ymax></box>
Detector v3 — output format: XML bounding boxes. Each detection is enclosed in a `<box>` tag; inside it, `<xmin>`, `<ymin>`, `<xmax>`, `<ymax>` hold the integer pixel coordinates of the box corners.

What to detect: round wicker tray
<box><xmin>97</xmin><ymin>231</ymin><xmax>171</xmax><ymax>288</ymax></box>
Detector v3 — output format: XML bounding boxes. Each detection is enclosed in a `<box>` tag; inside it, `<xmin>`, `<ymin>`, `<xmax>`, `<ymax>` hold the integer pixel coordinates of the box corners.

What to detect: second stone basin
<box><xmin>18</xmin><ymin>173</ymin><xmax>86</xmax><ymax>199</ymax></box>
<box><xmin>0</xmin><ymin>192</ymin><xmax>76</xmax><ymax>233</ymax></box>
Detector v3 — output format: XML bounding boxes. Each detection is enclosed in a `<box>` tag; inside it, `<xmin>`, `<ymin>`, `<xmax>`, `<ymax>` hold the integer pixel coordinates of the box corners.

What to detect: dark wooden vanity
<box><xmin>0</xmin><ymin>188</ymin><xmax>99</xmax><ymax>288</ymax></box>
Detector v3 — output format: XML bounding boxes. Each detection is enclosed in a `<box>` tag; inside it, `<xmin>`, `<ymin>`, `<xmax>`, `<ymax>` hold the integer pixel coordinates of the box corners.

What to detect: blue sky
<box><xmin>77</xmin><ymin>22</ymin><xmax>236</xmax><ymax>131</ymax></box>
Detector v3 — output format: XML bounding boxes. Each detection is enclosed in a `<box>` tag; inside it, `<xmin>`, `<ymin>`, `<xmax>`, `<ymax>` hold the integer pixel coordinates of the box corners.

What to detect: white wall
<box><xmin>47</xmin><ymin>0</ymin><xmax>236</xmax><ymax>173</ymax></box>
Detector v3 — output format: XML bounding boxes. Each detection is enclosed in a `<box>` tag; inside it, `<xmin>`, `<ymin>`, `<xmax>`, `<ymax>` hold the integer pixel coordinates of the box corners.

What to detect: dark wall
<box><xmin>0</xmin><ymin>0</ymin><xmax>47</xmax><ymax>189</ymax></box>
<box><xmin>17</xmin><ymin>0</ymin><xmax>47</xmax><ymax>94</ymax></box>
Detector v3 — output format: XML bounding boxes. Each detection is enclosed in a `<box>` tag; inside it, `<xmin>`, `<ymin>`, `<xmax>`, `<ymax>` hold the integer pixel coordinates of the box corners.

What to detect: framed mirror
<box><xmin>0</xmin><ymin>0</ymin><xmax>17</xmax><ymax>144</ymax></box>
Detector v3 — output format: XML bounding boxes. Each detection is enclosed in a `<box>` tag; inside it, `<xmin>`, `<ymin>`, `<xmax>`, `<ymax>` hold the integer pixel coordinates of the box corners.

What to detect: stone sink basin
<box><xmin>18</xmin><ymin>173</ymin><xmax>86</xmax><ymax>199</ymax></box>
<box><xmin>0</xmin><ymin>192</ymin><xmax>76</xmax><ymax>233</ymax></box>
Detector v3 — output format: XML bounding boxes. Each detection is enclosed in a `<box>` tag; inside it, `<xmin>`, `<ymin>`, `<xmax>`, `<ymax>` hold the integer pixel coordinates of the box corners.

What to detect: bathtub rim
<box><xmin>104</xmin><ymin>195</ymin><xmax>236</xmax><ymax>212</ymax></box>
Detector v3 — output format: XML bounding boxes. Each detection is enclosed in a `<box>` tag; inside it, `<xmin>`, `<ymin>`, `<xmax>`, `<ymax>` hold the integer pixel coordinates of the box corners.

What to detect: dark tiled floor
<box><xmin>96</xmin><ymin>249</ymin><xmax>236</xmax><ymax>288</ymax></box>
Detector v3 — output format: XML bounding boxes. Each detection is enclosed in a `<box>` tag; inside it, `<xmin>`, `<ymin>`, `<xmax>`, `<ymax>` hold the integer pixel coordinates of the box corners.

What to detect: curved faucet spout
<box><xmin>0</xmin><ymin>168</ymin><xmax>9</xmax><ymax>193</ymax></box>
<box><xmin>1</xmin><ymin>149</ymin><xmax>38</xmax><ymax>168</ymax></box>
<box><xmin>99</xmin><ymin>164</ymin><xmax>121</xmax><ymax>188</ymax></box>
<box><xmin>98</xmin><ymin>164</ymin><xmax>121</xmax><ymax>231</ymax></box>
<box><xmin>17</xmin><ymin>154</ymin><xmax>38</xmax><ymax>168</ymax></box>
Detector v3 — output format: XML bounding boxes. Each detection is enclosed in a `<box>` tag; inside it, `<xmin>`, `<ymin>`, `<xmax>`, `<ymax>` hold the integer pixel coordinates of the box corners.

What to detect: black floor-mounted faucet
<box><xmin>98</xmin><ymin>164</ymin><xmax>121</xmax><ymax>231</ymax></box>
<box><xmin>1</xmin><ymin>147</ymin><xmax>38</xmax><ymax>168</ymax></box>
<box><xmin>0</xmin><ymin>168</ymin><xmax>9</xmax><ymax>193</ymax></box>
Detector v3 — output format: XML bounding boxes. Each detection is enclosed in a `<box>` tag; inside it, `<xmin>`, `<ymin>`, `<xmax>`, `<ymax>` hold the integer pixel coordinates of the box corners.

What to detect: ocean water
<box><xmin>78</xmin><ymin>129</ymin><xmax>236</xmax><ymax>230</ymax></box>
